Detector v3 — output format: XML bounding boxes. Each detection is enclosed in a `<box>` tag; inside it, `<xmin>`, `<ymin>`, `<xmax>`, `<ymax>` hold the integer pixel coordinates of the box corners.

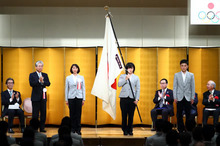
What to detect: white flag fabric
<box><xmin>91</xmin><ymin>16</ymin><xmax>124</xmax><ymax>120</ymax></box>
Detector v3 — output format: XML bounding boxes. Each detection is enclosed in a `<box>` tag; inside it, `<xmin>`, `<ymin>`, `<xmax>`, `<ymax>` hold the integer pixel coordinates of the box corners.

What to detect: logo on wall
<box><xmin>191</xmin><ymin>0</ymin><xmax>220</xmax><ymax>25</ymax></box>
<box><xmin>198</xmin><ymin>2</ymin><xmax>220</xmax><ymax>23</ymax></box>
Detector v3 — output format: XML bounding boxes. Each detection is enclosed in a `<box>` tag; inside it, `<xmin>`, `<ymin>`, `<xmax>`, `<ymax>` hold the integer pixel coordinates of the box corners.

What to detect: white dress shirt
<box><xmin>181</xmin><ymin>71</ymin><xmax>186</xmax><ymax>83</ymax></box>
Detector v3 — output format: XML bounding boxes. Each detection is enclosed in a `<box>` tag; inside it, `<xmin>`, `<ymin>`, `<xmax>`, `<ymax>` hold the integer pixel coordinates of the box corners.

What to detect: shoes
<box><xmin>40</xmin><ymin>129</ymin><xmax>46</xmax><ymax>132</ymax></box>
<box><xmin>21</xmin><ymin>128</ymin><xmax>25</xmax><ymax>133</ymax></box>
<box><xmin>128</xmin><ymin>132</ymin><xmax>133</xmax><ymax>136</ymax></box>
<box><xmin>8</xmin><ymin>128</ymin><xmax>15</xmax><ymax>133</ymax></box>
<box><xmin>123</xmin><ymin>131</ymin><xmax>128</xmax><ymax>136</ymax></box>
<box><xmin>151</xmin><ymin>128</ymin><xmax>156</xmax><ymax>131</ymax></box>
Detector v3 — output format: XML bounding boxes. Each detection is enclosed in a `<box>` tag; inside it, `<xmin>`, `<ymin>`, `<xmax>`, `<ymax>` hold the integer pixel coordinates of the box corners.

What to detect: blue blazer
<box><xmin>29</xmin><ymin>72</ymin><xmax>50</xmax><ymax>101</ymax></box>
<box><xmin>202</xmin><ymin>90</ymin><xmax>220</xmax><ymax>108</ymax></box>
<box><xmin>153</xmin><ymin>88</ymin><xmax>174</xmax><ymax>116</ymax></box>
<box><xmin>1</xmin><ymin>90</ymin><xmax>22</xmax><ymax>117</ymax></box>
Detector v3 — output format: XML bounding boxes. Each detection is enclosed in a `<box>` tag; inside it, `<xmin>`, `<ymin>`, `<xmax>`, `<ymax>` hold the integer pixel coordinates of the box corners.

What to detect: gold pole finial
<box><xmin>104</xmin><ymin>6</ymin><xmax>109</xmax><ymax>12</ymax></box>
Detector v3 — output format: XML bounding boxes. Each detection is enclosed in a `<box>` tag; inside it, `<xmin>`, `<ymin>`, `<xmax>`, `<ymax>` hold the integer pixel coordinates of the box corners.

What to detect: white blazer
<box><xmin>173</xmin><ymin>71</ymin><xmax>195</xmax><ymax>102</ymax></box>
<box><xmin>118</xmin><ymin>74</ymin><xmax>140</xmax><ymax>100</ymax></box>
<box><xmin>65</xmin><ymin>74</ymin><xmax>86</xmax><ymax>101</ymax></box>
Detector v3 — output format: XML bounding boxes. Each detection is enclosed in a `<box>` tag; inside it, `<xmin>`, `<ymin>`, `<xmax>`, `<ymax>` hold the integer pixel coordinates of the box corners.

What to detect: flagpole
<box><xmin>104</xmin><ymin>6</ymin><xmax>143</xmax><ymax>123</ymax></box>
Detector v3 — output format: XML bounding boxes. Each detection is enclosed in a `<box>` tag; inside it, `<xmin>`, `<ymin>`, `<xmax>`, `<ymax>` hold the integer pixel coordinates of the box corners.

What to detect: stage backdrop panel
<box><xmin>158</xmin><ymin>48</ymin><xmax>187</xmax><ymax>124</ymax></box>
<box><xmin>126</xmin><ymin>48</ymin><xmax>157</xmax><ymax>125</ymax></box>
<box><xmin>189</xmin><ymin>48</ymin><xmax>220</xmax><ymax>124</ymax></box>
<box><xmin>65</xmin><ymin>48</ymin><xmax>96</xmax><ymax>125</ymax></box>
<box><xmin>34</xmin><ymin>48</ymin><xmax>65</xmax><ymax>125</ymax></box>
<box><xmin>2</xmin><ymin>48</ymin><xmax>33</xmax><ymax>124</ymax></box>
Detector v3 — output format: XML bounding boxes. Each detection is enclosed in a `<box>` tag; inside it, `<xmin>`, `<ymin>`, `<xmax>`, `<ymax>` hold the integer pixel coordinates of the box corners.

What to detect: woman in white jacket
<box><xmin>118</xmin><ymin>62</ymin><xmax>140</xmax><ymax>136</ymax></box>
<box><xmin>65</xmin><ymin>64</ymin><xmax>85</xmax><ymax>135</ymax></box>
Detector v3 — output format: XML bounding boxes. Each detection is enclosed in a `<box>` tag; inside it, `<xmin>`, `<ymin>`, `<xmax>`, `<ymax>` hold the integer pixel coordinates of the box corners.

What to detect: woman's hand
<box><xmin>134</xmin><ymin>100</ymin><xmax>138</xmax><ymax>105</ymax></box>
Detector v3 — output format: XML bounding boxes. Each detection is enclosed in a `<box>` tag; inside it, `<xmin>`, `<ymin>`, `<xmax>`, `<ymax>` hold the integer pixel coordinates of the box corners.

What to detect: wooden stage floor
<box><xmin>7</xmin><ymin>127</ymin><xmax>155</xmax><ymax>145</ymax></box>
<box><xmin>7</xmin><ymin>127</ymin><xmax>155</xmax><ymax>138</ymax></box>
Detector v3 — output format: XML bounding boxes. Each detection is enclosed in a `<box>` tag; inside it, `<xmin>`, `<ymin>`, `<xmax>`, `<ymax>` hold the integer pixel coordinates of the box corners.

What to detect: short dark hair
<box><xmin>5</xmin><ymin>78</ymin><xmax>14</xmax><ymax>84</ymax></box>
<box><xmin>203</xmin><ymin>125</ymin><xmax>215</xmax><ymax>141</ymax></box>
<box><xmin>180</xmin><ymin>59</ymin><xmax>188</xmax><ymax>65</ymax></box>
<box><xmin>185</xmin><ymin>119</ymin><xmax>196</xmax><ymax>132</ymax></box>
<box><xmin>70</xmin><ymin>64</ymin><xmax>80</xmax><ymax>74</ymax></box>
<box><xmin>160</xmin><ymin>78</ymin><xmax>168</xmax><ymax>84</ymax></box>
<box><xmin>30</xmin><ymin>118</ymin><xmax>40</xmax><ymax>130</ymax></box>
<box><xmin>192</xmin><ymin>126</ymin><xmax>203</xmax><ymax>142</ymax></box>
<box><xmin>125</xmin><ymin>62</ymin><xmax>135</xmax><ymax>73</ymax></box>
<box><xmin>179</xmin><ymin>132</ymin><xmax>192</xmax><ymax>146</ymax></box>
<box><xmin>0</xmin><ymin>121</ymin><xmax>8</xmax><ymax>134</ymax></box>
<box><xmin>166</xmin><ymin>130</ymin><xmax>179</xmax><ymax>145</ymax></box>
<box><xmin>216</xmin><ymin>123</ymin><xmax>220</xmax><ymax>133</ymax></box>
<box><xmin>61</xmin><ymin>116</ymin><xmax>71</xmax><ymax>129</ymax></box>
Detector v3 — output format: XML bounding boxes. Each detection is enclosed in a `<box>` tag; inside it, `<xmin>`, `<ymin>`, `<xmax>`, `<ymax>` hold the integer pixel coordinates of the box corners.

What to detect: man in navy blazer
<box><xmin>183</xmin><ymin>93</ymin><xmax>198</xmax><ymax>119</ymax></box>
<box><xmin>151</xmin><ymin>78</ymin><xmax>174</xmax><ymax>131</ymax></box>
<box><xmin>29</xmin><ymin>61</ymin><xmax>50</xmax><ymax>132</ymax></box>
<box><xmin>202</xmin><ymin>80</ymin><xmax>220</xmax><ymax>127</ymax></box>
<box><xmin>1</xmin><ymin>78</ymin><xmax>25</xmax><ymax>133</ymax></box>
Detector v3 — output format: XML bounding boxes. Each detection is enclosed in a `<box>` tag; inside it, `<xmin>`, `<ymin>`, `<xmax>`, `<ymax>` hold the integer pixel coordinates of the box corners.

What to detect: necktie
<box><xmin>9</xmin><ymin>91</ymin><xmax>12</xmax><ymax>97</ymax></box>
<box><xmin>159</xmin><ymin>90</ymin><xmax>164</xmax><ymax>108</ymax></box>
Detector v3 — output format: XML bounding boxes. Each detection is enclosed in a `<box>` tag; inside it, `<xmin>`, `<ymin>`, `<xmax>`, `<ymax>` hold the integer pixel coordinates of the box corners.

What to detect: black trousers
<box><xmin>151</xmin><ymin>108</ymin><xmax>170</xmax><ymax>127</ymax></box>
<box><xmin>203</xmin><ymin>108</ymin><xmax>220</xmax><ymax>127</ymax></box>
<box><xmin>32</xmin><ymin>100</ymin><xmax>46</xmax><ymax>130</ymax></box>
<box><xmin>7</xmin><ymin>109</ymin><xmax>25</xmax><ymax>128</ymax></box>
<box><xmin>120</xmin><ymin>97</ymin><xmax>136</xmax><ymax>133</ymax></box>
<box><xmin>177</xmin><ymin>97</ymin><xmax>191</xmax><ymax>132</ymax></box>
<box><xmin>68</xmin><ymin>98</ymin><xmax>82</xmax><ymax>133</ymax></box>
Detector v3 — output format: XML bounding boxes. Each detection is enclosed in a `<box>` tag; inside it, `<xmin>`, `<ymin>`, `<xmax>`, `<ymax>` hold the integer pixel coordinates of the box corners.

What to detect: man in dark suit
<box><xmin>29</xmin><ymin>61</ymin><xmax>50</xmax><ymax>132</ymax></box>
<box><xmin>202</xmin><ymin>80</ymin><xmax>220</xmax><ymax>127</ymax></box>
<box><xmin>183</xmin><ymin>93</ymin><xmax>198</xmax><ymax>120</ymax></box>
<box><xmin>151</xmin><ymin>78</ymin><xmax>174</xmax><ymax>131</ymax></box>
<box><xmin>1</xmin><ymin>78</ymin><xmax>25</xmax><ymax>133</ymax></box>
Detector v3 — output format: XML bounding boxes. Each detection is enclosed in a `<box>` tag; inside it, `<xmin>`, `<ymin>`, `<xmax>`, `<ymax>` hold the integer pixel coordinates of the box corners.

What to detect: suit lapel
<box><xmin>213</xmin><ymin>90</ymin><xmax>217</xmax><ymax>97</ymax></box>
<box><xmin>5</xmin><ymin>90</ymin><xmax>11</xmax><ymax>99</ymax></box>
<box><xmin>34</xmin><ymin>72</ymin><xmax>39</xmax><ymax>79</ymax></box>
<box><xmin>185</xmin><ymin>71</ymin><xmax>189</xmax><ymax>84</ymax></box>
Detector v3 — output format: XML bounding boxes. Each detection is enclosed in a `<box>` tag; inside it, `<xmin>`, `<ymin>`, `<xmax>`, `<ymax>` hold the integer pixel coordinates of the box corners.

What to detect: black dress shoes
<box><xmin>151</xmin><ymin>128</ymin><xmax>156</xmax><ymax>131</ymax></box>
<box><xmin>123</xmin><ymin>131</ymin><xmax>128</xmax><ymax>136</ymax></box>
<box><xmin>128</xmin><ymin>132</ymin><xmax>133</xmax><ymax>136</ymax></box>
<box><xmin>8</xmin><ymin>128</ymin><xmax>15</xmax><ymax>133</ymax></box>
<box><xmin>40</xmin><ymin>129</ymin><xmax>46</xmax><ymax>132</ymax></box>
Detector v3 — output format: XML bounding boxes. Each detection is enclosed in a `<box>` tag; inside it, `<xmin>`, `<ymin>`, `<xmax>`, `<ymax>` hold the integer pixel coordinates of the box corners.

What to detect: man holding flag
<box><xmin>91</xmin><ymin>15</ymin><xmax>124</xmax><ymax>120</ymax></box>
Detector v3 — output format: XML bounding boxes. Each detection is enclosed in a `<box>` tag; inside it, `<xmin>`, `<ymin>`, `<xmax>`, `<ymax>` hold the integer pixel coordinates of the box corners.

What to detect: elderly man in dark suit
<box><xmin>202</xmin><ymin>80</ymin><xmax>220</xmax><ymax>127</ymax></box>
<box><xmin>1</xmin><ymin>78</ymin><xmax>25</xmax><ymax>133</ymax></box>
<box><xmin>151</xmin><ymin>78</ymin><xmax>174</xmax><ymax>131</ymax></box>
<box><xmin>29</xmin><ymin>60</ymin><xmax>50</xmax><ymax>132</ymax></box>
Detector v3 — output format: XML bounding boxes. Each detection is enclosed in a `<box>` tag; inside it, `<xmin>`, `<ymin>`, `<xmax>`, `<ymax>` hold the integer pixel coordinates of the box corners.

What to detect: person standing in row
<box><xmin>118</xmin><ymin>62</ymin><xmax>140</xmax><ymax>136</ymax></box>
<box><xmin>173</xmin><ymin>59</ymin><xmax>195</xmax><ymax>133</ymax></box>
<box><xmin>29</xmin><ymin>61</ymin><xmax>51</xmax><ymax>132</ymax></box>
<box><xmin>65</xmin><ymin>64</ymin><xmax>86</xmax><ymax>135</ymax></box>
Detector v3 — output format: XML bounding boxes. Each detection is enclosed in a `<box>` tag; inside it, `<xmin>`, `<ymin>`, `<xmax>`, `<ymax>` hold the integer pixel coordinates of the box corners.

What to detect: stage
<box><xmin>7</xmin><ymin>127</ymin><xmax>154</xmax><ymax>146</ymax></box>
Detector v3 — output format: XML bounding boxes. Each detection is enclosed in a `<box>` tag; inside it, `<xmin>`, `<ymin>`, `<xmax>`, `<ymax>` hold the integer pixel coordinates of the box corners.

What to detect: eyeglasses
<box><xmin>7</xmin><ymin>82</ymin><xmax>14</xmax><ymax>84</ymax></box>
